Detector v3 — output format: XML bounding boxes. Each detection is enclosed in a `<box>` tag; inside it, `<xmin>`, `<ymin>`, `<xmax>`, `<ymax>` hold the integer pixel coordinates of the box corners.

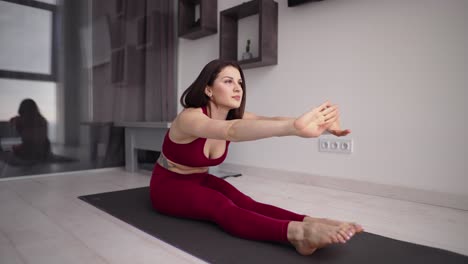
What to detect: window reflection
<box><xmin>0</xmin><ymin>79</ymin><xmax>56</xmax><ymax>141</ymax></box>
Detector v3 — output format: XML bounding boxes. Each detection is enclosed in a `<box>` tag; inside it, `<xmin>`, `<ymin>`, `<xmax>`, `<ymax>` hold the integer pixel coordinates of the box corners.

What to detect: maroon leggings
<box><xmin>150</xmin><ymin>164</ymin><xmax>306</xmax><ymax>242</ymax></box>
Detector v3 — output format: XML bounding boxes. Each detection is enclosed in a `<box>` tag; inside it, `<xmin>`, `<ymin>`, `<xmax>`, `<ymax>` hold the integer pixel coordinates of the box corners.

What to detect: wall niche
<box><xmin>220</xmin><ymin>0</ymin><xmax>278</xmax><ymax>69</ymax></box>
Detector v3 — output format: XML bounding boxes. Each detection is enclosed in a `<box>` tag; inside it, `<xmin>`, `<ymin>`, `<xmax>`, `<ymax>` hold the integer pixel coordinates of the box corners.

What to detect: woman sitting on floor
<box><xmin>150</xmin><ymin>59</ymin><xmax>363</xmax><ymax>255</ymax></box>
<box><xmin>4</xmin><ymin>99</ymin><xmax>52</xmax><ymax>164</ymax></box>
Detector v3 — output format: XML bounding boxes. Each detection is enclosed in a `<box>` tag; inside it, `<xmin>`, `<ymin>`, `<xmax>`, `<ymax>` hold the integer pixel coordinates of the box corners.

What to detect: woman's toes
<box><xmin>337</xmin><ymin>235</ymin><xmax>345</xmax><ymax>244</ymax></box>
<box><xmin>331</xmin><ymin>235</ymin><xmax>340</xmax><ymax>244</ymax></box>
<box><xmin>338</xmin><ymin>230</ymin><xmax>350</xmax><ymax>241</ymax></box>
<box><xmin>343</xmin><ymin>225</ymin><xmax>355</xmax><ymax>236</ymax></box>
<box><xmin>353</xmin><ymin>223</ymin><xmax>364</xmax><ymax>232</ymax></box>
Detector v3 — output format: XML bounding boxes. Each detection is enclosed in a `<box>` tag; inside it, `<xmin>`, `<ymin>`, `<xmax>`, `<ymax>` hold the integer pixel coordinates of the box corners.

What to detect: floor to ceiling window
<box><xmin>0</xmin><ymin>0</ymin><xmax>127</xmax><ymax>178</ymax></box>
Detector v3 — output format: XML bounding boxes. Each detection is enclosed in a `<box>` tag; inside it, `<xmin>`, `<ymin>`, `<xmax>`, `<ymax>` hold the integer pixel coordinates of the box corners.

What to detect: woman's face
<box><xmin>205</xmin><ymin>66</ymin><xmax>243</xmax><ymax>109</ymax></box>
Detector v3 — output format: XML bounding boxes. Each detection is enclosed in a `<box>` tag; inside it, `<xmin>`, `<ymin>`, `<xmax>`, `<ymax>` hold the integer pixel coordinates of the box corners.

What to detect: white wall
<box><xmin>178</xmin><ymin>0</ymin><xmax>468</xmax><ymax>196</ymax></box>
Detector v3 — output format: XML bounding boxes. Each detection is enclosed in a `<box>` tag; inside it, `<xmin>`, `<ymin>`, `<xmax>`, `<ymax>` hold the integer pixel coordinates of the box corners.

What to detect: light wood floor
<box><xmin>1</xmin><ymin>168</ymin><xmax>467</xmax><ymax>264</ymax></box>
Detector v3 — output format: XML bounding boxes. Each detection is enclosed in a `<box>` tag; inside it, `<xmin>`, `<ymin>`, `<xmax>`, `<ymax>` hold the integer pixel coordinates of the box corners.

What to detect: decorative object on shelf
<box><xmin>287</xmin><ymin>0</ymin><xmax>324</xmax><ymax>7</ymax></box>
<box><xmin>178</xmin><ymin>0</ymin><xmax>217</xmax><ymax>39</ymax></box>
<box><xmin>241</xmin><ymin>39</ymin><xmax>253</xmax><ymax>60</ymax></box>
<box><xmin>220</xmin><ymin>0</ymin><xmax>278</xmax><ymax>69</ymax></box>
<box><xmin>193</xmin><ymin>3</ymin><xmax>201</xmax><ymax>27</ymax></box>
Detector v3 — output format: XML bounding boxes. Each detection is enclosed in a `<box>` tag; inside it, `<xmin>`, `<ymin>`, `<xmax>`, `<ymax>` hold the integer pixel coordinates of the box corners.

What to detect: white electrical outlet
<box><xmin>318</xmin><ymin>138</ymin><xmax>353</xmax><ymax>154</ymax></box>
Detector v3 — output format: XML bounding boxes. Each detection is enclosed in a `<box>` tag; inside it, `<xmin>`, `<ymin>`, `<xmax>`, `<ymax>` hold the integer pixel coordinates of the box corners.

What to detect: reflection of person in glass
<box><xmin>9</xmin><ymin>98</ymin><xmax>51</xmax><ymax>162</ymax></box>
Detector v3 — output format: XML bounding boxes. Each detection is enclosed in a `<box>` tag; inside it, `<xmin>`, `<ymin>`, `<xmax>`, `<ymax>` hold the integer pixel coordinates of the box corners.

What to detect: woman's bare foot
<box><xmin>287</xmin><ymin>221</ymin><xmax>350</xmax><ymax>256</ymax></box>
<box><xmin>303</xmin><ymin>216</ymin><xmax>364</xmax><ymax>236</ymax></box>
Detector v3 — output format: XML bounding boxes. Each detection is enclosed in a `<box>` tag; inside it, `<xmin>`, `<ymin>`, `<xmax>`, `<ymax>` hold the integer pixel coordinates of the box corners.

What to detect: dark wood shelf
<box><xmin>220</xmin><ymin>0</ymin><xmax>278</xmax><ymax>69</ymax></box>
<box><xmin>178</xmin><ymin>0</ymin><xmax>217</xmax><ymax>39</ymax></box>
<box><xmin>288</xmin><ymin>0</ymin><xmax>324</xmax><ymax>7</ymax></box>
<box><xmin>237</xmin><ymin>57</ymin><xmax>262</xmax><ymax>64</ymax></box>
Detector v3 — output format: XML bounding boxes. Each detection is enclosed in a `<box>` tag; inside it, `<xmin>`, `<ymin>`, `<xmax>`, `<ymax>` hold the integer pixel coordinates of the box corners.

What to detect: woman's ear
<box><xmin>204</xmin><ymin>86</ymin><xmax>213</xmax><ymax>97</ymax></box>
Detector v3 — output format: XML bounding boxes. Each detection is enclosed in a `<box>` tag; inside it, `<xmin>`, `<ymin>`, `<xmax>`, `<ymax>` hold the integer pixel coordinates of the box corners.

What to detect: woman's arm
<box><xmin>244</xmin><ymin>106</ymin><xmax>350</xmax><ymax>137</ymax></box>
<box><xmin>243</xmin><ymin>111</ymin><xmax>294</xmax><ymax>122</ymax></box>
<box><xmin>9</xmin><ymin>116</ymin><xmax>23</xmax><ymax>134</ymax></box>
<box><xmin>177</xmin><ymin>101</ymin><xmax>339</xmax><ymax>142</ymax></box>
<box><xmin>176</xmin><ymin>108</ymin><xmax>297</xmax><ymax>142</ymax></box>
<box><xmin>244</xmin><ymin>112</ymin><xmax>332</xmax><ymax>135</ymax></box>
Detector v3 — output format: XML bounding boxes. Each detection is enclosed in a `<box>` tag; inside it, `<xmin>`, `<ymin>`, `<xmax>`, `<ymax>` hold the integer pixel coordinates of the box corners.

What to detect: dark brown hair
<box><xmin>18</xmin><ymin>98</ymin><xmax>46</xmax><ymax>123</ymax></box>
<box><xmin>180</xmin><ymin>59</ymin><xmax>246</xmax><ymax>120</ymax></box>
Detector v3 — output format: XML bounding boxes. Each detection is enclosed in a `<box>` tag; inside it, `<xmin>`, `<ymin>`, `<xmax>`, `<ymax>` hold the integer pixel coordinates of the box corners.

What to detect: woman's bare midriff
<box><xmin>158</xmin><ymin>154</ymin><xmax>209</xmax><ymax>174</ymax></box>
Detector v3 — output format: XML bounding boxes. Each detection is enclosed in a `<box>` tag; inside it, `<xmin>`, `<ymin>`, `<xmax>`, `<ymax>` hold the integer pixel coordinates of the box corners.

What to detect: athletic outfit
<box><xmin>150</xmin><ymin>106</ymin><xmax>305</xmax><ymax>242</ymax></box>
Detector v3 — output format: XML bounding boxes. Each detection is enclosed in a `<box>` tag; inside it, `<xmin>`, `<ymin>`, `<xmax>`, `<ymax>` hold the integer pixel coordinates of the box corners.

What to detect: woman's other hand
<box><xmin>327</xmin><ymin>117</ymin><xmax>351</xmax><ymax>137</ymax></box>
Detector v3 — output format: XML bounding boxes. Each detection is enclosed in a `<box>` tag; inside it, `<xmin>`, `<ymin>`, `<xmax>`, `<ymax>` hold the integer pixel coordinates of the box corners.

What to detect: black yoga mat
<box><xmin>79</xmin><ymin>187</ymin><xmax>468</xmax><ymax>264</ymax></box>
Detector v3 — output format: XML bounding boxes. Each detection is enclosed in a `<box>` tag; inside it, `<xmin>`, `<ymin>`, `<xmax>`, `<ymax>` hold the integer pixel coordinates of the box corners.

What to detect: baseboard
<box><xmin>219</xmin><ymin>163</ymin><xmax>468</xmax><ymax>211</ymax></box>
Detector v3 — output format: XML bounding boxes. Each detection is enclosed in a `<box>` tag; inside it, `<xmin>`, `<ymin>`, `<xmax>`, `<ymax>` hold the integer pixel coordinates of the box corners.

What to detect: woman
<box><xmin>150</xmin><ymin>59</ymin><xmax>363</xmax><ymax>255</ymax></box>
<box><xmin>9</xmin><ymin>98</ymin><xmax>51</xmax><ymax>162</ymax></box>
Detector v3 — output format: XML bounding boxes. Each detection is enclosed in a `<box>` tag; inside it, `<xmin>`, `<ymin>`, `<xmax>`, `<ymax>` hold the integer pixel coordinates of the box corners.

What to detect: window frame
<box><xmin>0</xmin><ymin>0</ymin><xmax>58</xmax><ymax>82</ymax></box>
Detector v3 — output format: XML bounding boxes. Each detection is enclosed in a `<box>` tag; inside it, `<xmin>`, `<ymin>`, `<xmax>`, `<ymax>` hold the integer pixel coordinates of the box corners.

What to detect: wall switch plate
<box><xmin>319</xmin><ymin>138</ymin><xmax>353</xmax><ymax>154</ymax></box>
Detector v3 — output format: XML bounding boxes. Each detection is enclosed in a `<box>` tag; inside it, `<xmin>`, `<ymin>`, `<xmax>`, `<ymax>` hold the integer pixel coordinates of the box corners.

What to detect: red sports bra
<box><xmin>162</xmin><ymin>106</ymin><xmax>231</xmax><ymax>167</ymax></box>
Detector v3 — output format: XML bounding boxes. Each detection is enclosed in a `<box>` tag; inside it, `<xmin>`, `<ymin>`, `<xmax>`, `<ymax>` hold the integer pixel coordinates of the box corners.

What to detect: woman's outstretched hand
<box><xmin>293</xmin><ymin>101</ymin><xmax>340</xmax><ymax>138</ymax></box>
<box><xmin>327</xmin><ymin>117</ymin><xmax>351</xmax><ymax>137</ymax></box>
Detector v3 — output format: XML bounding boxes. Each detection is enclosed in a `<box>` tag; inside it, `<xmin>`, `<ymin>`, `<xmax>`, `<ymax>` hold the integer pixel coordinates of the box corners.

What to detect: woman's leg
<box><xmin>150</xmin><ymin>172</ymin><xmax>290</xmax><ymax>241</ymax></box>
<box><xmin>200</xmin><ymin>173</ymin><xmax>305</xmax><ymax>221</ymax></box>
<box><xmin>149</xmin><ymin>166</ymin><xmax>350</xmax><ymax>254</ymax></box>
<box><xmin>201</xmin><ymin>174</ymin><xmax>363</xmax><ymax>235</ymax></box>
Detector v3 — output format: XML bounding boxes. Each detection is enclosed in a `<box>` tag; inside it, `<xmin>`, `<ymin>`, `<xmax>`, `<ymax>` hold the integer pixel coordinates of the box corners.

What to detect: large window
<box><xmin>0</xmin><ymin>0</ymin><xmax>57</xmax><ymax>81</ymax></box>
